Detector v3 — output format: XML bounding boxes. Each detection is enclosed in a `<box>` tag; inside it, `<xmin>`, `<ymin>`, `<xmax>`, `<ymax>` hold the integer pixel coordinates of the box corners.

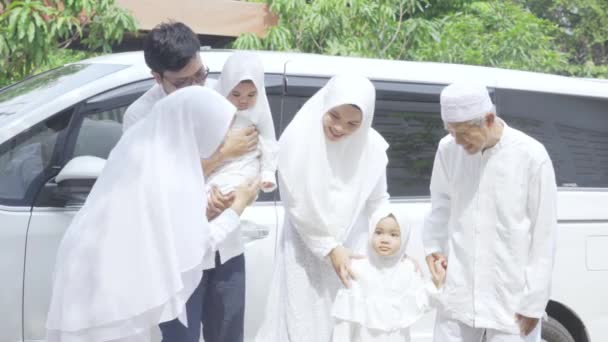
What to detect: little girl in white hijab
<box><xmin>331</xmin><ymin>212</ymin><xmax>446</xmax><ymax>342</ymax></box>
<box><xmin>210</xmin><ymin>51</ymin><xmax>278</xmax><ymax>194</ymax></box>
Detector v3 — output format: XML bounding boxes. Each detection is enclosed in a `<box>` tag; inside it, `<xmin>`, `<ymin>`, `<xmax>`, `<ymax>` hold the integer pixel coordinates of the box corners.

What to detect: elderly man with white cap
<box><xmin>422</xmin><ymin>82</ymin><xmax>558</xmax><ymax>342</ymax></box>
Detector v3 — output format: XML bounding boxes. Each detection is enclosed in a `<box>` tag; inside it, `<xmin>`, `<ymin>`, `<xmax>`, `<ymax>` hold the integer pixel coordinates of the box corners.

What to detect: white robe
<box><xmin>422</xmin><ymin>122</ymin><xmax>558</xmax><ymax>334</ymax></box>
<box><xmin>254</xmin><ymin>75</ymin><xmax>391</xmax><ymax>342</ymax></box>
<box><xmin>331</xmin><ymin>259</ymin><xmax>439</xmax><ymax>342</ymax></box>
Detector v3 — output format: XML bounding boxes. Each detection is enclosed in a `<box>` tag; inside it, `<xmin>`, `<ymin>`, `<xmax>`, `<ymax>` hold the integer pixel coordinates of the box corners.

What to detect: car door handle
<box><xmin>240</xmin><ymin>220</ymin><xmax>270</xmax><ymax>243</ymax></box>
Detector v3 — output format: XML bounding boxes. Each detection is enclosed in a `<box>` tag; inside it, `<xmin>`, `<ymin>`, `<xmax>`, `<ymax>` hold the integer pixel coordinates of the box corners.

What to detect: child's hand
<box><xmin>262</xmin><ymin>181</ymin><xmax>275</xmax><ymax>190</ymax></box>
<box><xmin>432</xmin><ymin>259</ymin><xmax>447</xmax><ymax>289</ymax></box>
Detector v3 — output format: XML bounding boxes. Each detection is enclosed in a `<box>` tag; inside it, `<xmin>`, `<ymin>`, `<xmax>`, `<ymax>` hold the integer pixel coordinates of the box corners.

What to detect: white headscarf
<box><xmin>46</xmin><ymin>87</ymin><xmax>235</xmax><ymax>342</ymax></box>
<box><xmin>332</xmin><ymin>212</ymin><xmax>431</xmax><ymax>332</ymax></box>
<box><xmin>278</xmin><ymin>74</ymin><xmax>388</xmax><ymax>241</ymax></box>
<box><xmin>214</xmin><ymin>51</ymin><xmax>270</xmax><ymax>126</ymax></box>
<box><xmin>367</xmin><ymin>212</ymin><xmax>410</xmax><ymax>271</ymax></box>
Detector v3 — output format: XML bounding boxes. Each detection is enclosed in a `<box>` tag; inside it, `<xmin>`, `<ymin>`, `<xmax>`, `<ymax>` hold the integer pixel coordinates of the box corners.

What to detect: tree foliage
<box><xmin>0</xmin><ymin>0</ymin><xmax>137</xmax><ymax>84</ymax></box>
<box><xmin>234</xmin><ymin>0</ymin><xmax>607</xmax><ymax>78</ymax></box>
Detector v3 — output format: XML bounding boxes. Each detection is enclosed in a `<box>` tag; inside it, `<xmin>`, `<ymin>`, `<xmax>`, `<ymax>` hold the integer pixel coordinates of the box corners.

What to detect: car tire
<box><xmin>542</xmin><ymin>316</ymin><xmax>575</xmax><ymax>342</ymax></box>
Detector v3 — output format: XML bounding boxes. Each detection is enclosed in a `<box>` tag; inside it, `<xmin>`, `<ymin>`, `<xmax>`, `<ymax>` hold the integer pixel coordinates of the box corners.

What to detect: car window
<box><xmin>0</xmin><ymin>64</ymin><xmax>127</xmax><ymax>130</ymax></box>
<box><xmin>73</xmin><ymin>106</ymin><xmax>127</xmax><ymax>160</ymax></box>
<box><xmin>495</xmin><ymin>89</ymin><xmax>608</xmax><ymax>188</ymax></box>
<box><xmin>0</xmin><ymin>110</ymin><xmax>72</xmax><ymax>205</ymax></box>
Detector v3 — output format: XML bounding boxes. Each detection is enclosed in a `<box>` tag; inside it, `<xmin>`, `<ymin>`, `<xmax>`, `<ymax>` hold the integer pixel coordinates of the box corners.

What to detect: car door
<box><xmin>0</xmin><ymin>108</ymin><xmax>74</xmax><ymax>342</ymax></box>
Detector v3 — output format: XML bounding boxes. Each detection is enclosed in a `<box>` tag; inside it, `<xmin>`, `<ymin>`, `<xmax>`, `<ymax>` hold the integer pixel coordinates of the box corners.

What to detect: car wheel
<box><xmin>542</xmin><ymin>316</ymin><xmax>575</xmax><ymax>342</ymax></box>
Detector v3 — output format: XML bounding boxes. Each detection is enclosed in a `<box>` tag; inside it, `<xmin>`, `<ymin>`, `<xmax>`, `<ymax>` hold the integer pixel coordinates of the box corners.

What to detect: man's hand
<box><xmin>230</xmin><ymin>178</ymin><xmax>261</xmax><ymax>215</ymax></box>
<box><xmin>206</xmin><ymin>186</ymin><xmax>234</xmax><ymax>220</ymax></box>
<box><xmin>516</xmin><ymin>314</ymin><xmax>539</xmax><ymax>336</ymax></box>
<box><xmin>329</xmin><ymin>245</ymin><xmax>364</xmax><ymax>288</ymax></box>
<box><xmin>425</xmin><ymin>252</ymin><xmax>448</xmax><ymax>282</ymax></box>
<box><xmin>221</xmin><ymin>126</ymin><xmax>259</xmax><ymax>159</ymax></box>
<box><xmin>432</xmin><ymin>259</ymin><xmax>447</xmax><ymax>288</ymax></box>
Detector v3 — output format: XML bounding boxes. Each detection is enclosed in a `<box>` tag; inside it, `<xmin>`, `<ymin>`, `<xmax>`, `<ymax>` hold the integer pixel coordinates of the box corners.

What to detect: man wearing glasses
<box><xmin>122</xmin><ymin>22</ymin><xmax>257</xmax><ymax>342</ymax></box>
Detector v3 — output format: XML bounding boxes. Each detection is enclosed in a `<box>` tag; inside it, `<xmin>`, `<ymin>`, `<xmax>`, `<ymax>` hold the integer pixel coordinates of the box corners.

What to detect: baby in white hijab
<box><xmin>331</xmin><ymin>212</ymin><xmax>446</xmax><ymax>342</ymax></box>
<box><xmin>210</xmin><ymin>51</ymin><xmax>278</xmax><ymax>194</ymax></box>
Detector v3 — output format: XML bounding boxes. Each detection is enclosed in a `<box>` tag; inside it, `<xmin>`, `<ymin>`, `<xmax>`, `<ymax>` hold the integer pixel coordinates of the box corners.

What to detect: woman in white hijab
<box><xmin>45</xmin><ymin>86</ymin><xmax>259</xmax><ymax>342</ymax></box>
<box><xmin>254</xmin><ymin>74</ymin><xmax>392</xmax><ymax>342</ymax></box>
<box><xmin>331</xmin><ymin>212</ymin><xmax>445</xmax><ymax>342</ymax></box>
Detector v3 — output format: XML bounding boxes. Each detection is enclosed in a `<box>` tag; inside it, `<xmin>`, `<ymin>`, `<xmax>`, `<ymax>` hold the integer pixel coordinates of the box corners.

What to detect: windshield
<box><xmin>0</xmin><ymin>63</ymin><xmax>127</xmax><ymax>128</ymax></box>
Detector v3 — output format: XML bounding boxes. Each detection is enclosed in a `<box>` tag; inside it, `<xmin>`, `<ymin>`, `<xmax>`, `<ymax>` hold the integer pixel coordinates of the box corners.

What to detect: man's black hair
<box><xmin>143</xmin><ymin>22</ymin><xmax>201</xmax><ymax>74</ymax></box>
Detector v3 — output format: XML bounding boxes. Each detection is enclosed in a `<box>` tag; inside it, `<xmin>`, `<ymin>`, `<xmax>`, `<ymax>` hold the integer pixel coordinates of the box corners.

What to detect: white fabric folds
<box><xmin>278</xmin><ymin>74</ymin><xmax>388</xmax><ymax>243</ymax></box>
<box><xmin>46</xmin><ymin>86</ymin><xmax>236</xmax><ymax>342</ymax></box>
<box><xmin>331</xmin><ymin>213</ymin><xmax>439</xmax><ymax>341</ymax></box>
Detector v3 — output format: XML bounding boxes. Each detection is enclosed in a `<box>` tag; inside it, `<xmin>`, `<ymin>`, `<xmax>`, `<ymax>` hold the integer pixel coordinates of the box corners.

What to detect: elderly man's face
<box><xmin>446</xmin><ymin>117</ymin><xmax>491</xmax><ymax>155</ymax></box>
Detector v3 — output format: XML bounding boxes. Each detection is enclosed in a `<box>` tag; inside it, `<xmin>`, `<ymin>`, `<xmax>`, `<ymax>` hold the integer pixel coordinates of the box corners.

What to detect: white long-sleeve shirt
<box><xmin>422</xmin><ymin>123</ymin><xmax>558</xmax><ymax>334</ymax></box>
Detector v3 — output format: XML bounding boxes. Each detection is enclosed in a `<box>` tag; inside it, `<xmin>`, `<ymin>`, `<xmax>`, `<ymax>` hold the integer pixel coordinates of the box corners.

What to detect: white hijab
<box><xmin>332</xmin><ymin>212</ymin><xmax>429</xmax><ymax>332</ymax></box>
<box><xmin>278</xmin><ymin>74</ymin><xmax>388</xmax><ymax>241</ymax></box>
<box><xmin>367</xmin><ymin>212</ymin><xmax>410</xmax><ymax>271</ymax></box>
<box><xmin>214</xmin><ymin>51</ymin><xmax>270</xmax><ymax>125</ymax></box>
<box><xmin>46</xmin><ymin>87</ymin><xmax>235</xmax><ymax>342</ymax></box>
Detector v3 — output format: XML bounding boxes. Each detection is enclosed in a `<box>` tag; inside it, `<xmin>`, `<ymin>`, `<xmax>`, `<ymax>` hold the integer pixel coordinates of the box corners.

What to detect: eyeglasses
<box><xmin>162</xmin><ymin>65</ymin><xmax>210</xmax><ymax>89</ymax></box>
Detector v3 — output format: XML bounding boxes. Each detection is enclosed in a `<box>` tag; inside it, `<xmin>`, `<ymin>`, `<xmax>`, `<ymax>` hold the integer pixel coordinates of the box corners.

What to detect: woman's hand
<box><xmin>230</xmin><ymin>178</ymin><xmax>261</xmax><ymax>215</ymax></box>
<box><xmin>329</xmin><ymin>245</ymin><xmax>363</xmax><ymax>288</ymax></box>
<box><xmin>206</xmin><ymin>186</ymin><xmax>234</xmax><ymax>220</ymax></box>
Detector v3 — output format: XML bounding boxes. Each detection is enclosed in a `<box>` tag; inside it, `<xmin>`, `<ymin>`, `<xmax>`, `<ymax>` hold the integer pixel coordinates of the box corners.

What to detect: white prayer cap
<box><xmin>440</xmin><ymin>82</ymin><xmax>494</xmax><ymax>123</ymax></box>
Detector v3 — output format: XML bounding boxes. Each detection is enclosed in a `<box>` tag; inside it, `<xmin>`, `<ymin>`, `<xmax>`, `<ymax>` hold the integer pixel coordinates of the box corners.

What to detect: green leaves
<box><xmin>234</xmin><ymin>0</ymin><xmax>439</xmax><ymax>60</ymax></box>
<box><xmin>233</xmin><ymin>0</ymin><xmax>606</xmax><ymax>78</ymax></box>
<box><xmin>0</xmin><ymin>0</ymin><xmax>137</xmax><ymax>83</ymax></box>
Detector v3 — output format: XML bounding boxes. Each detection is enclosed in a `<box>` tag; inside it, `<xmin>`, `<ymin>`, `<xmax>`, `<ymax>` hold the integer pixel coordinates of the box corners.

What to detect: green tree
<box><xmin>520</xmin><ymin>0</ymin><xmax>608</xmax><ymax>78</ymax></box>
<box><xmin>412</xmin><ymin>1</ymin><xmax>567</xmax><ymax>73</ymax></box>
<box><xmin>0</xmin><ymin>0</ymin><xmax>137</xmax><ymax>84</ymax></box>
<box><xmin>235</xmin><ymin>0</ymin><xmax>606</xmax><ymax>78</ymax></box>
<box><xmin>233</xmin><ymin>0</ymin><xmax>441</xmax><ymax>60</ymax></box>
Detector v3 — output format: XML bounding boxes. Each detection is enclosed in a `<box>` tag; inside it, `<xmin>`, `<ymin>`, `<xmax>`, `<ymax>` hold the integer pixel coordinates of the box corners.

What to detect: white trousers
<box><xmin>433</xmin><ymin>313</ymin><xmax>542</xmax><ymax>342</ymax></box>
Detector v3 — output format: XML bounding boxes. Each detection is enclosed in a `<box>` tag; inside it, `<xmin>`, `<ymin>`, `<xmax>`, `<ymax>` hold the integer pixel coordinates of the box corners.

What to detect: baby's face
<box><xmin>227</xmin><ymin>80</ymin><xmax>258</xmax><ymax>111</ymax></box>
<box><xmin>371</xmin><ymin>216</ymin><xmax>401</xmax><ymax>257</ymax></box>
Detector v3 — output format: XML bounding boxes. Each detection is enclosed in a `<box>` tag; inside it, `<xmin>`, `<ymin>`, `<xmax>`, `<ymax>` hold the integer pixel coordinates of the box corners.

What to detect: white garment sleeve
<box><xmin>257</xmin><ymin>110</ymin><xmax>279</xmax><ymax>190</ymax></box>
<box><xmin>279</xmin><ymin>176</ymin><xmax>340</xmax><ymax>259</ymax></box>
<box><xmin>422</xmin><ymin>148</ymin><xmax>451</xmax><ymax>255</ymax></box>
<box><xmin>517</xmin><ymin>160</ymin><xmax>558</xmax><ymax>318</ymax></box>
<box><xmin>207</xmin><ymin>208</ymin><xmax>241</xmax><ymax>252</ymax></box>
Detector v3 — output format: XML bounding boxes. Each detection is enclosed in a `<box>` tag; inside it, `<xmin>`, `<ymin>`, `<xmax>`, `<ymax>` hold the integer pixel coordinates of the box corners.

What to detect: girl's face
<box><xmin>322</xmin><ymin>104</ymin><xmax>363</xmax><ymax>142</ymax></box>
<box><xmin>371</xmin><ymin>216</ymin><xmax>401</xmax><ymax>257</ymax></box>
<box><xmin>227</xmin><ymin>80</ymin><xmax>258</xmax><ymax>111</ymax></box>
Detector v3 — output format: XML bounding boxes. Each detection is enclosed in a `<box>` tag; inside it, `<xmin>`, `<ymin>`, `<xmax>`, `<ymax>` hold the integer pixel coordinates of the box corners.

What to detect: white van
<box><xmin>1</xmin><ymin>50</ymin><xmax>606</xmax><ymax>342</ymax></box>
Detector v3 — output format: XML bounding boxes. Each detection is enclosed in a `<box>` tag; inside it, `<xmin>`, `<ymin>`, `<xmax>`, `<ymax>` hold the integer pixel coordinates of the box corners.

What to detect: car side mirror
<box><xmin>53</xmin><ymin>156</ymin><xmax>105</xmax><ymax>204</ymax></box>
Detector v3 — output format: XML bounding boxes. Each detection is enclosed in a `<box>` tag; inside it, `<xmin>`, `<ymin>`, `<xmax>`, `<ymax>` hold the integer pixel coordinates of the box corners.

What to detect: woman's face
<box><xmin>371</xmin><ymin>216</ymin><xmax>401</xmax><ymax>257</ymax></box>
<box><xmin>227</xmin><ymin>80</ymin><xmax>258</xmax><ymax>111</ymax></box>
<box><xmin>322</xmin><ymin>104</ymin><xmax>363</xmax><ymax>142</ymax></box>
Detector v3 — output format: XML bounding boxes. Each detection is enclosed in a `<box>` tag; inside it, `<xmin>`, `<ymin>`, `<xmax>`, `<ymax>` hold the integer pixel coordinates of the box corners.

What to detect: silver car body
<box><xmin>1</xmin><ymin>50</ymin><xmax>607</xmax><ymax>342</ymax></box>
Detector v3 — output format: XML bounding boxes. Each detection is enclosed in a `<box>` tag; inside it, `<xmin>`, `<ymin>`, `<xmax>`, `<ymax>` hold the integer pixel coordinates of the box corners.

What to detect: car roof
<box><xmin>82</xmin><ymin>49</ymin><xmax>608</xmax><ymax>99</ymax></box>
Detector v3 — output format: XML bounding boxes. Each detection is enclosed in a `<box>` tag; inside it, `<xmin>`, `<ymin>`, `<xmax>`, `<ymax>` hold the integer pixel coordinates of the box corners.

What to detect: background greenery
<box><xmin>1</xmin><ymin>0</ymin><xmax>606</xmax><ymax>88</ymax></box>
<box><xmin>233</xmin><ymin>0</ymin><xmax>608</xmax><ymax>78</ymax></box>
<box><xmin>0</xmin><ymin>0</ymin><xmax>137</xmax><ymax>87</ymax></box>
